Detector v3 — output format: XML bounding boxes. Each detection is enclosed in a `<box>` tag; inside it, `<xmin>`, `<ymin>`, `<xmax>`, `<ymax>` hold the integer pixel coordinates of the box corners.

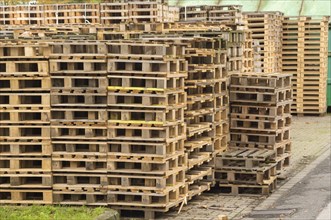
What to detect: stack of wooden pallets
<box><xmin>44</xmin><ymin>4</ymin><xmax>100</xmax><ymax>24</ymax></box>
<box><xmin>184</xmin><ymin>37</ymin><xmax>228</xmax><ymax>199</ymax></box>
<box><xmin>179</xmin><ymin>5</ymin><xmax>244</xmax><ymax>29</ymax></box>
<box><xmin>243</xmin><ymin>12</ymin><xmax>283</xmax><ymax>73</ymax></box>
<box><xmin>0</xmin><ymin>41</ymin><xmax>52</xmax><ymax>204</ymax></box>
<box><xmin>49</xmin><ymin>41</ymin><xmax>108</xmax><ymax>205</ymax></box>
<box><xmin>215</xmin><ymin>73</ymin><xmax>292</xmax><ymax>195</ymax></box>
<box><xmin>282</xmin><ymin>16</ymin><xmax>329</xmax><ymax>115</ymax></box>
<box><xmin>107</xmin><ymin>41</ymin><xmax>188</xmax><ymax>219</ymax></box>
<box><xmin>100</xmin><ymin>0</ymin><xmax>178</xmax><ymax>25</ymax></box>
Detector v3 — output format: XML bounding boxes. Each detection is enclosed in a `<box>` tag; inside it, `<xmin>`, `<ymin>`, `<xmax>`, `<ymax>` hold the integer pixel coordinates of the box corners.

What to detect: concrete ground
<box><xmin>162</xmin><ymin>116</ymin><xmax>331</xmax><ymax>220</ymax></box>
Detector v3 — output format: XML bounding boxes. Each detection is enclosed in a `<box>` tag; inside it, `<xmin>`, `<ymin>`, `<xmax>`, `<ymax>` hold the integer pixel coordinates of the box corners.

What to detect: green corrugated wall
<box><xmin>169</xmin><ymin>0</ymin><xmax>331</xmax><ymax>17</ymax></box>
<box><xmin>328</xmin><ymin>25</ymin><xmax>331</xmax><ymax>107</ymax></box>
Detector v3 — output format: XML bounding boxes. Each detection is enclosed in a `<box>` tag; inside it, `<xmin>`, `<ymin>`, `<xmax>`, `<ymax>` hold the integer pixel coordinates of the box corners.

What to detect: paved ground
<box><xmin>245</xmin><ymin>149</ymin><xmax>330</xmax><ymax>219</ymax></box>
<box><xmin>162</xmin><ymin>116</ymin><xmax>331</xmax><ymax>220</ymax></box>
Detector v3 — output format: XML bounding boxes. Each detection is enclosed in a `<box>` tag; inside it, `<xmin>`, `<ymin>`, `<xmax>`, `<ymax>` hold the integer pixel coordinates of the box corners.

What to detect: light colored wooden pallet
<box><xmin>0</xmin><ymin>157</ymin><xmax>51</xmax><ymax>173</ymax></box>
<box><xmin>0</xmin><ymin>141</ymin><xmax>51</xmax><ymax>156</ymax></box>
<box><xmin>0</xmin><ymin>173</ymin><xmax>52</xmax><ymax>188</ymax></box>
<box><xmin>0</xmin><ymin>189</ymin><xmax>52</xmax><ymax>204</ymax></box>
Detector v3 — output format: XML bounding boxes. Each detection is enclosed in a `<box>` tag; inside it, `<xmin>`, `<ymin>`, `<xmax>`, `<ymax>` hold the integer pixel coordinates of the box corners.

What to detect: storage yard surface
<box><xmin>165</xmin><ymin>115</ymin><xmax>331</xmax><ymax>219</ymax></box>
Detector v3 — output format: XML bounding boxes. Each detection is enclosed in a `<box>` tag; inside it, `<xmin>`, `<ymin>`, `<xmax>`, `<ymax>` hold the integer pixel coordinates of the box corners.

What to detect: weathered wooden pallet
<box><xmin>230</xmin><ymin>139</ymin><xmax>291</xmax><ymax>157</ymax></box>
<box><xmin>108</xmin><ymin>75</ymin><xmax>185</xmax><ymax>91</ymax></box>
<box><xmin>107</xmin><ymin>91</ymin><xmax>186</xmax><ymax>109</ymax></box>
<box><xmin>0</xmin><ymin>157</ymin><xmax>51</xmax><ymax>173</ymax></box>
<box><xmin>230</xmin><ymin>115</ymin><xmax>292</xmax><ymax>132</ymax></box>
<box><xmin>52</xmin><ymin>155</ymin><xmax>107</xmax><ymax>173</ymax></box>
<box><xmin>188</xmin><ymin>181</ymin><xmax>213</xmax><ymax>201</ymax></box>
<box><xmin>230</xmin><ymin>102</ymin><xmax>291</xmax><ymax>118</ymax></box>
<box><xmin>108</xmin><ymin>123</ymin><xmax>185</xmax><ymax>142</ymax></box>
<box><xmin>215</xmin><ymin>148</ymin><xmax>276</xmax><ymax>170</ymax></box>
<box><xmin>107</xmin><ymin>59</ymin><xmax>187</xmax><ymax>76</ymax></box>
<box><xmin>0</xmin><ymin>189</ymin><xmax>52</xmax><ymax>204</ymax></box>
<box><xmin>0</xmin><ymin>93</ymin><xmax>50</xmax><ymax>108</ymax></box>
<box><xmin>0</xmin><ymin>77</ymin><xmax>50</xmax><ymax>91</ymax></box>
<box><xmin>0</xmin><ymin>42</ymin><xmax>50</xmax><ymax>58</ymax></box>
<box><xmin>187</xmin><ymin>151</ymin><xmax>213</xmax><ymax>169</ymax></box>
<box><xmin>186</xmin><ymin>166</ymin><xmax>213</xmax><ymax>184</ymax></box>
<box><xmin>230</xmin><ymin>128</ymin><xmax>290</xmax><ymax>146</ymax></box>
<box><xmin>108</xmin><ymin>139</ymin><xmax>185</xmax><ymax>159</ymax></box>
<box><xmin>50</xmin><ymin>41</ymin><xmax>107</xmax><ymax>58</ymax></box>
<box><xmin>49</xmin><ymin>60</ymin><xmax>107</xmax><ymax>74</ymax></box>
<box><xmin>217</xmin><ymin>175</ymin><xmax>277</xmax><ymax>196</ymax></box>
<box><xmin>100</xmin><ymin>2</ymin><xmax>129</xmax><ymax>24</ymax></box>
<box><xmin>51</xmin><ymin>108</ymin><xmax>107</xmax><ymax>125</ymax></box>
<box><xmin>51</xmin><ymin>93</ymin><xmax>107</xmax><ymax>107</ymax></box>
<box><xmin>108</xmin><ymin>171</ymin><xmax>185</xmax><ymax>193</ymax></box>
<box><xmin>0</xmin><ymin>125</ymin><xmax>50</xmax><ymax>140</ymax></box>
<box><xmin>107</xmin><ymin>41</ymin><xmax>183</xmax><ymax>59</ymax></box>
<box><xmin>52</xmin><ymin>141</ymin><xmax>107</xmax><ymax>155</ymax></box>
<box><xmin>108</xmin><ymin>108</ymin><xmax>184</xmax><ymax>127</ymax></box>
<box><xmin>0</xmin><ymin>173</ymin><xmax>52</xmax><ymax>188</ymax></box>
<box><xmin>108</xmin><ymin>184</ymin><xmax>187</xmax><ymax>207</ymax></box>
<box><xmin>51</xmin><ymin>125</ymin><xmax>107</xmax><ymax>140</ymax></box>
<box><xmin>107</xmin><ymin>153</ymin><xmax>187</xmax><ymax>175</ymax></box>
<box><xmin>230</xmin><ymin>88</ymin><xmax>292</xmax><ymax>105</ymax></box>
<box><xmin>230</xmin><ymin>73</ymin><xmax>291</xmax><ymax>89</ymax></box>
<box><xmin>0</xmin><ymin>109</ymin><xmax>50</xmax><ymax>124</ymax></box>
<box><xmin>0</xmin><ymin>140</ymin><xmax>51</xmax><ymax>156</ymax></box>
<box><xmin>51</xmin><ymin>74</ymin><xmax>108</xmax><ymax>92</ymax></box>
<box><xmin>276</xmin><ymin>153</ymin><xmax>291</xmax><ymax>174</ymax></box>
<box><xmin>215</xmin><ymin>162</ymin><xmax>277</xmax><ymax>185</ymax></box>
<box><xmin>52</xmin><ymin>191</ymin><xmax>107</xmax><ymax>205</ymax></box>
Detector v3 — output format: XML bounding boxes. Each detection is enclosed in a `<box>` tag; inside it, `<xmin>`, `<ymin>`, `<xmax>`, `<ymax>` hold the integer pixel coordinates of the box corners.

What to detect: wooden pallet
<box><xmin>0</xmin><ymin>141</ymin><xmax>51</xmax><ymax>156</ymax></box>
<box><xmin>108</xmin><ymin>75</ymin><xmax>185</xmax><ymax>91</ymax></box>
<box><xmin>51</xmin><ymin>74</ymin><xmax>108</xmax><ymax>92</ymax></box>
<box><xmin>217</xmin><ymin>175</ymin><xmax>277</xmax><ymax>196</ymax></box>
<box><xmin>230</xmin><ymin>102</ymin><xmax>291</xmax><ymax>118</ymax></box>
<box><xmin>52</xmin><ymin>155</ymin><xmax>107</xmax><ymax>173</ymax></box>
<box><xmin>215</xmin><ymin>162</ymin><xmax>277</xmax><ymax>185</ymax></box>
<box><xmin>230</xmin><ymin>128</ymin><xmax>290</xmax><ymax>146</ymax></box>
<box><xmin>0</xmin><ymin>109</ymin><xmax>50</xmax><ymax>124</ymax></box>
<box><xmin>0</xmin><ymin>125</ymin><xmax>50</xmax><ymax>140</ymax></box>
<box><xmin>51</xmin><ymin>125</ymin><xmax>107</xmax><ymax>140</ymax></box>
<box><xmin>51</xmin><ymin>92</ymin><xmax>107</xmax><ymax>107</ymax></box>
<box><xmin>0</xmin><ymin>77</ymin><xmax>50</xmax><ymax>91</ymax></box>
<box><xmin>52</xmin><ymin>141</ymin><xmax>107</xmax><ymax>155</ymax></box>
<box><xmin>230</xmin><ymin>115</ymin><xmax>292</xmax><ymax>132</ymax></box>
<box><xmin>108</xmin><ymin>139</ymin><xmax>185</xmax><ymax>159</ymax></box>
<box><xmin>0</xmin><ymin>157</ymin><xmax>51</xmax><ymax>173</ymax></box>
<box><xmin>215</xmin><ymin>149</ymin><xmax>276</xmax><ymax>170</ymax></box>
<box><xmin>49</xmin><ymin>59</ymin><xmax>107</xmax><ymax>75</ymax></box>
<box><xmin>0</xmin><ymin>93</ymin><xmax>50</xmax><ymax>108</ymax></box>
<box><xmin>51</xmin><ymin>108</ymin><xmax>107</xmax><ymax>125</ymax></box>
<box><xmin>107</xmin><ymin>58</ymin><xmax>187</xmax><ymax>76</ymax></box>
<box><xmin>108</xmin><ymin>184</ymin><xmax>187</xmax><ymax>207</ymax></box>
<box><xmin>0</xmin><ymin>189</ymin><xmax>52</xmax><ymax>204</ymax></box>
<box><xmin>107</xmin><ymin>153</ymin><xmax>187</xmax><ymax>175</ymax></box>
<box><xmin>108</xmin><ymin>108</ymin><xmax>184</xmax><ymax>127</ymax></box>
<box><xmin>52</xmin><ymin>191</ymin><xmax>107</xmax><ymax>205</ymax></box>
<box><xmin>108</xmin><ymin>171</ymin><xmax>185</xmax><ymax>192</ymax></box>
<box><xmin>0</xmin><ymin>42</ymin><xmax>50</xmax><ymax>58</ymax></box>
<box><xmin>0</xmin><ymin>61</ymin><xmax>48</xmax><ymax>77</ymax></box>
<box><xmin>0</xmin><ymin>173</ymin><xmax>52</xmax><ymax>188</ymax></box>
<box><xmin>107</xmin><ymin>91</ymin><xmax>186</xmax><ymax>109</ymax></box>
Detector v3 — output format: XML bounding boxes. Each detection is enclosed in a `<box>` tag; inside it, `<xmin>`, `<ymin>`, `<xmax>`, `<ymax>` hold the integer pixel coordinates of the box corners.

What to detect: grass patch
<box><xmin>0</xmin><ymin>205</ymin><xmax>115</xmax><ymax>220</ymax></box>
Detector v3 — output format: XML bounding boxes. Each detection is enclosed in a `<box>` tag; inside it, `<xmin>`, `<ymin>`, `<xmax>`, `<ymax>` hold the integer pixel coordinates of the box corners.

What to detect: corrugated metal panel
<box><xmin>170</xmin><ymin>0</ymin><xmax>331</xmax><ymax>17</ymax></box>
<box><xmin>328</xmin><ymin>25</ymin><xmax>331</xmax><ymax>107</ymax></box>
